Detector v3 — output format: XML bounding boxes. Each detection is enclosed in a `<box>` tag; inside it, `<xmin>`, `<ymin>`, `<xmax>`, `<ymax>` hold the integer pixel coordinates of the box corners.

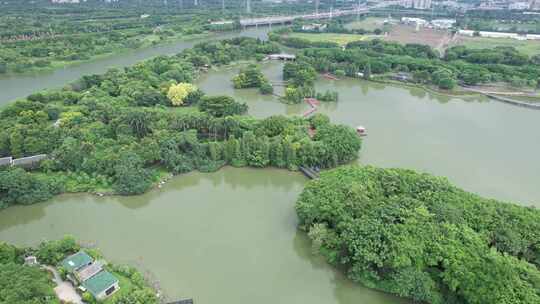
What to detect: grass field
<box><xmin>454</xmin><ymin>36</ymin><xmax>540</xmax><ymax>56</ymax></box>
<box><xmin>344</xmin><ymin>17</ymin><xmax>392</xmax><ymax>32</ymax></box>
<box><xmin>481</xmin><ymin>20</ymin><xmax>540</xmax><ymax>33</ymax></box>
<box><xmin>287</xmin><ymin>32</ymin><xmax>367</xmax><ymax>46</ymax></box>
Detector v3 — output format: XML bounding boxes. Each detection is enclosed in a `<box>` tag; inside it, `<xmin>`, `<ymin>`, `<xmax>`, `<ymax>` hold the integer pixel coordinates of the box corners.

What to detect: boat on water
<box><xmin>357</xmin><ymin>126</ymin><xmax>367</xmax><ymax>136</ymax></box>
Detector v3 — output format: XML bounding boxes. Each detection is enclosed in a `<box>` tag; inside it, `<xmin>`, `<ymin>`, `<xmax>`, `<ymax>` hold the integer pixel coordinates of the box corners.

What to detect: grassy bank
<box><xmin>1</xmin><ymin>31</ymin><xmax>215</xmax><ymax>76</ymax></box>
<box><xmin>285</xmin><ymin>32</ymin><xmax>369</xmax><ymax>46</ymax></box>
<box><xmin>454</xmin><ymin>36</ymin><xmax>540</xmax><ymax>56</ymax></box>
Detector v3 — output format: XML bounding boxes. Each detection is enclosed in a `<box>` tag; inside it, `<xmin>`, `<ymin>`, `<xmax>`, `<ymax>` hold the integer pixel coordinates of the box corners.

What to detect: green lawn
<box><xmin>287</xmin><ymin>32</ymin><xmax>367</xmax><ymax>46</ymax></box>
<box><xmin>456</xmin><ymin>36</ymin><xmax>540</xmax><ymax>56</ymax></box>
<box><xmin>484</xmin><ymin>20</ymin><xmax>540</xmax><ymax>33</ymax></box>
<box><xmin>345</xmin><ymin>17</ymin><xmax>393</xmax><ymax>32</ymax></box>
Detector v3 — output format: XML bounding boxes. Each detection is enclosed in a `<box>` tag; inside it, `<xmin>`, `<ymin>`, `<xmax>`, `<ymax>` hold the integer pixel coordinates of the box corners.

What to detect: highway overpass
<box><xmin>239</xmin><ymin>9</ymin><xmax>369</xmax><ymax>27</ymax></box>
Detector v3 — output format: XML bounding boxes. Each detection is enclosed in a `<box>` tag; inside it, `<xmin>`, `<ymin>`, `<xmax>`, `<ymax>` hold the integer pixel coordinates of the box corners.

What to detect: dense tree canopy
<box><xmin>296</xmin><ymin>165</ymin><xmax>540</xmax><ymax>304</ymax></box>
<box><xmin>233</xmin><ymin>64</ymin><xmax>273</xmax><ymax>95</ymax></box>
<box><xmin>0</xmin><ymin>37</ymin><xmax>361</xmax><ymax>206</ymax></box>
<box><xmin>271</xmin><ymin>30</ymin><xmax>540</xmax><ymax>89</ymax></box>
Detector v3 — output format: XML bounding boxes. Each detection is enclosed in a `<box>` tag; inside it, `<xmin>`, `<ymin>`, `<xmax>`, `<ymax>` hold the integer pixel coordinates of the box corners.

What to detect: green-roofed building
<box><xmin>82</xmin><ymin>270</ymin><xmax>120</xmax><ymax>300</ymax></box>
<box><xmin>61</xmin><ymin>251</ymin><xmax>93</xmax><ymax>273</ymax></box>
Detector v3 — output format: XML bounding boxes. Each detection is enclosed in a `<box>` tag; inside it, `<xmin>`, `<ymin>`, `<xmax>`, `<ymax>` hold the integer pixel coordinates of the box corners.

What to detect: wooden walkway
<box><xmin>303</xmin><ymin>97</ymin><xmax>320</xmax><ymax>117</ymax></box>
<box><xmin>167</xmin><ymin>299</ymin><xmax>193</xmax><ymax>304</ymax></box>
<box><xmin>485</xmin><ymin>94</ymin><xmax>540</xmax><ymax>110</ymax></box>
<box><xmin>322</xmin><ymin>73</ymin><xmax>339</xmax><ymax>81</ymax></box>
<box><xmin>299</xmin><ymin>166</ymin><xmax>320</xmax><ymax>179</ymax></box>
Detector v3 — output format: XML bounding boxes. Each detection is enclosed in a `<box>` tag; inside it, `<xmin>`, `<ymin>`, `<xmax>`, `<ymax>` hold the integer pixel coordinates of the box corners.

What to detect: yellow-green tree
<box><xmin>167</xmin><ymin>83</ymin><xmax>197</xmax><ymax>106</ymax></box>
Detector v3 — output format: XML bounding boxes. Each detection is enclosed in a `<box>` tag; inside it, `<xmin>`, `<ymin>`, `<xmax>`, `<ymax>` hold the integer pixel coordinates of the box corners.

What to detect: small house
<box><xmin>24</xmin><ymin>256</ymin><xmax>38</xmax><ymax>266</ymax></box>
<box><xmin>302</xmin><ymin>23</ymin><xmax>327</xmax><ymax>31</ymax></box>
<box><xmin>82</xmin><ymin>270</ymin><xmax>120</xmax><ymax>300</ymax></box>
<box><xmin>391</xmin><ymin>72</ymin><xmax>412</xmax><ymax>82</ymax></box>
<box><xmin>76</xmin><ymin>261</ymin><xmax>104</xmax><ymax>282</ymax></box>
<box><xmin>267</xmin><ymin>54</ymin><xmax>296</xmax><ymax>61</ymax></box>
<box><xmin>61</xmin><ymin>250</ymin><xmax>120</xmax><ymax>300</ymax></box>
<box><xmin>62</xmin><ymin>251</ymin><xmax>93</xmax><ymax>276</ymax></box>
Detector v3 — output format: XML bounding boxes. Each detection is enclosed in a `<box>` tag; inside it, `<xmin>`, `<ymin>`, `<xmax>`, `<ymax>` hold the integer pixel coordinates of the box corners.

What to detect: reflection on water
<box><xmin>0</xmin><ymin>167</ymin><xmax>407</xmax><ymax>304</ymax></box>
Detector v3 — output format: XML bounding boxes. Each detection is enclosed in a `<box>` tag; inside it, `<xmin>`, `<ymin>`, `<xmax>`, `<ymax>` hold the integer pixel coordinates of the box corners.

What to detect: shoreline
<box><xmin>372</xmin><ymin>78</ymin><xmax>540</xmax><ymax>108</ymax></box>
<box><xmin>0</xmin><ymin>31</ymin><xmax>216</xmax><ymax>77</ymax></box>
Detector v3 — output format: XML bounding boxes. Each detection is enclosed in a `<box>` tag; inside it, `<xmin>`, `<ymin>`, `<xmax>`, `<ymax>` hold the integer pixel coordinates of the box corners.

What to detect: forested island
<box><xmin>297</xmin><ymin>165</ymin><xmax>540</xmax><ymax>304</ymax></box>
<box><xmin>0</xmin><ymin>37</ymin><xmax>361</xmax><ymax>209</ymax></box>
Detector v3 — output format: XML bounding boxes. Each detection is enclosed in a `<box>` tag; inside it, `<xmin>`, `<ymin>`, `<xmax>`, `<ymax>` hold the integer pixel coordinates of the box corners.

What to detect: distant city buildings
<box><xmin>509</xmin><ymin>2</ymin><xmax>530</xmax><ymax>10</ymax></box>
<box><xmin>431</xmin><ymin>18</ymin><xmax>456</xmax><ymax>29</ymax></box>
<box><xmin>400</xmin><ymin>17</ymin><xmax>456</xmax><ymax>29</ymax></box>
<box><xmin>530</xmin><ymin>0</ymin><xmax>540</xmax><ymax>10</ymax></box>
<box><xmin>51</xmin><ymin>0</ymin><xmax>82</xmax><ymax>3</ymax></box>
<box><xmin>401</xmin><ymin>17</ymin><xmax>428</xmax><ymax>26</ymax></box>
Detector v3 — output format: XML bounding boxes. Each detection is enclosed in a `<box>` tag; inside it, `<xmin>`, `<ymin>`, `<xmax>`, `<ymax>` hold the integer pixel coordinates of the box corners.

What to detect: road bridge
<box><xmin>239</xmin><ymin>9</ymin><xmax>369</xmax><ymax>27</ymax></box>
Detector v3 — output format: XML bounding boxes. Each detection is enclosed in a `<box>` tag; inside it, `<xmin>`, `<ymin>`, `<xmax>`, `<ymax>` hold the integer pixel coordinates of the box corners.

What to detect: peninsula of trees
<box><xmin>0</xmin><ymin>37</ymin><xmax>362</xmax><ymax>208</ymax></box>
<box><xmin>296</xmin><ymin>165</ymin><xmax>540</xmax><ymax>304</ymax></box>
<box><xmin>270</xmin><ymin>29</ymin><xmax>540</xmax><ymax>91</ymax></box>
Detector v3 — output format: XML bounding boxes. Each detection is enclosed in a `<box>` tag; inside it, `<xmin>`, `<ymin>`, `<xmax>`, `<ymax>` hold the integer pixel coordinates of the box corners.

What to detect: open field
<box><xmin>383</xmin><ymin>25</ymin><xmax>452</xmax><ymax>54</ymax></box>
<box><xmin>453</xmin><ymin>35</ymin><xmax>540</xmax><ymax>56</ymax></box>
<box><xmin>287</xmin><ymin>32</ymin><xmax>368</xmax><ymax>45</ymax></box>
<box><xmin>475</xmin><ymin>20</ymin><xmax>540</xmax><ymax>33</ymax></box>
<box><xmin>344</xmin><ymin>17</ymin><xmax>392</xmax><ymax>32</ymax></box>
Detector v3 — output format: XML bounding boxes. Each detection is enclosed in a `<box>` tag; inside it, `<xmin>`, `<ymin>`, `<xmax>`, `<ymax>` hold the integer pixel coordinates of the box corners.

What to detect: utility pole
<box><xmin>315</xmin><ymin>0</ymin><xmax>319</xmax><ymax>17</ymax></box>
<box><xmin>222</xmin><ymin>0</ymin><xmax>225</xmax><ymax>13</ymax></box>
<box><xmin>357</xmin><ymin>0</ymin><xmax>361</xmax><ymax>21</ymax></box>
<box><xmin>246</xmin><ymin>0</ymin><xmax>251</xmax><ymax>14</ymax></box>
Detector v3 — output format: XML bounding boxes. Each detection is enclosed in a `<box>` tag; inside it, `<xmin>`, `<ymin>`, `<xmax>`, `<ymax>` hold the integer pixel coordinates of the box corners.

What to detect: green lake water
<box><xmin>0</xmin><ymin>28</ymin><xmax>539</xmax><ymax>304</ymax></box>
<box><xmin>197</xmin><ymin>61</ymin><xmax>540</xmax><ymax>206</ymax></box>
<box><xmin>0</xmin><ymin>168</ymin><xmax>408</xmax><ymax>304</ymax></box>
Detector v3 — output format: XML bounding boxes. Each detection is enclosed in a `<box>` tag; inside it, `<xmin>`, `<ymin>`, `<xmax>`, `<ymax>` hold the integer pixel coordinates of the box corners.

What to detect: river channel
<box><xmin>0</xmin><ymin>26</ymin><xmax>539</xmax><ymax>304</ymax></box>
<box><xmin>0</xmin><ymin>27</ymin><xmax>271</xmax><ymax>105</ymax></box>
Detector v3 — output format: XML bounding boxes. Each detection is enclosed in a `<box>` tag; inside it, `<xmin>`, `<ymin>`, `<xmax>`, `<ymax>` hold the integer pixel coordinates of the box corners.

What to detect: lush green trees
<box><xmin>363</xmin><ymin>62</ymin><xmax>371</xmax><ymax>80</ymax></box>
<box><xmin>0</xmin><ymin>37</ymin><xmax>360</xmax><ymax>203</ymax></box>
<box><xmin>233</xmin><ymin>64</ymin><xmax>273</xmax><ymax>95</ymax></box>
<box><xmin>0</xmin><ymin>263</ymin><xmax>58</xmax><ymax>304</ymax></box>
<box><xmin>296</xmin><ymin>165</ymin><xmax>540</xmax><ymax>304</ymax></box>
<box><xmin>0</xmin><ymin>237</ymin><xmax>78</xmax><ymax>303</ymax></box>
<box><xmin>198</xmin><ymin>96</ymin><xmax>248</xmax><ymax>117</ymax></box>
<box><xmin>36</xmin><ymin>236</ymin><xmax>80</xmax><ymax>265</ymax></box>
<box><xmin>0</xmin><ymin>2</ymin><xmax>239</xmax><ymax>74</ymax></box>
<box><xmin>113</xmin><ymin>152</ymin><xmax>153</xmax><ymax>195</ymax></box>
<box><xmin>274</xmin><ymin>32</ymin><xmax>540</xmax><ymax>90</ymax></box>
<box><xmin>315</xmin><ymin>90</ymin><xmax>339</xmax><ymax>102</ymax></box>
<box><xmin>233</xmin><ymin>64</ymin><xmax>265</xmax><ymax>88</ymax></box>
<box><xmin>283</xmin><ymin>61</ymin><xmax>317</xmax><ymax>87</ymax></box>
<box><xmin>0</xmin><ymin>168</ymin><xmax>61</xmax><ymax>209</ymax></box>
<box><xmin>167</xmin><ymin>83</ymin><xmax>198</xmax><ymax>106</ymax></box>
